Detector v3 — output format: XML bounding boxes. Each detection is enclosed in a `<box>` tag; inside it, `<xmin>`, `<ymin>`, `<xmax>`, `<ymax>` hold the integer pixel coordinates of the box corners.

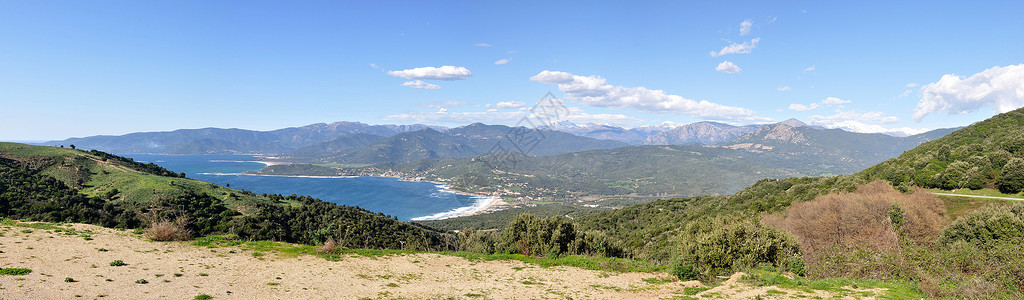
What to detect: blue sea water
<box><xmin>121</xmin><ymin>154</ymin><xmax>487</xmax><ymax>221</ymax></box>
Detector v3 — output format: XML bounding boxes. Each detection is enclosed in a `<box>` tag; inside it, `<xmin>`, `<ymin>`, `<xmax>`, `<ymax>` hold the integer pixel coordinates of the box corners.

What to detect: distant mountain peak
<box><xmin>777</xmin><ymin>118</ymin><xmax>807</xmax><ymax>128</ymax></box>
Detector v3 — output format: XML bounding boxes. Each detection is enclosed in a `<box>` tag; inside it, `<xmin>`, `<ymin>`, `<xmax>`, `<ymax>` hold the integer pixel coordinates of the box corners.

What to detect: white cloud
<box><xmin>710</xmin><ymin>38</ymin><xmax>760</xmax><ymax>57</ymax></box>
<box><xmin>369</xmin><ymin>63</ymin><xmax>379</xmax><ymax>69</ymax></box>
<box><xmin>898</xmin><ymin>90</ymin><xmax>912</xmax><ymax>98</ymax></box>
<box><xmin>716</xmin><ymin>60</ymin><xmax>741</xmax><ymax>73</ymax></box>
<box><xmin>419</xmin><ymin>101</ymin><xmax>469</xmax><ymax>109</ymax></box>
<box><xmin>777</xmin><ymin>86</ymin><xmax>791</xmax><ymax>91</ymax></box>
<box><xmin>905</xmin><ymin>83</ymin><xmax>918</xmax><ymax>88</ymax></box>
<box><xmin>789</xmin><ymin>97</ymin><xmax>849</xmax><ymax>111</ymax></box>
<box><xmin>401</xmin><ymin>80</ymin><xmax>441</xmax><ymax>89</ymax></box>
<box><xmin>822</xmin><ymin>97</ymin><xmax>851</xmax><ymax>104</ymax></box>
<box><xmin>715</xmin><ymin>61</ymin><xmax>742</xmax><ymax>74</ymax></box>
<box><xmin>530</xmin><ymin>70</ymin><xmax>769</xmax><ymax>122</ymax></box>
<box><xmin>811</xmin><ymin>110</ymin><xmax>899</xmax><ymax>124</ymax></box>
<box><xmin>803</xmin><ymin>65</ymin><xmax>816</xmax><ymax>73</ymax></box>
<box><xmin>382</xmin><ymin>106</ymin><xmax>640</xmax><ymax>126</ymax></box>
<box><xmin>789</xmin><ymin>103</ymin><xmax>818</xmax><ymax>111</ymax></box>
<box><xmin>913</xmin><ymin>64</ymin><xmax>1024</xmax><ymax>121</ymax></box>
<box><xmin>496</xmin><ymin>101</ymin><xmax>525</xmax><ymax>109</ymax></box>
<box><xmin>387</xmin><ymin>66</ymin><xmax>472</xmax><ymax>81</ymax></box>
<box><xmin>739</xmin><ymin>19</ymin><xmax>753</xmax><ymax>36</ymax></box>
<box><xmin>475</xmin><ymin>43</ymin><xmax>492</xmax><ymax>47</ymax></box>
<box><xmin>817</xmin><ymin>120</ymin><xmax>930</xmax><ymax>137</ymax></box>
<box><xmin>494</xmin><ymin>58</ymin><xmax>509</xmax><ymax>65</ymax></box>
<box><xmin>562</xmin><ymin>107</ymin><xmax>643</xmax><ymax>125</ymax></box>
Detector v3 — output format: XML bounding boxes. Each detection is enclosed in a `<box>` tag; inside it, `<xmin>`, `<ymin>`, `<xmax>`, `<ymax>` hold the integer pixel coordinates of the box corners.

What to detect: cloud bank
<box><xmin>914</xmin><ymin>64</ymin><xmax>1024</xmax><ymax>121</ymax></box>
<box><xmin>387</xmin><ymin>66</ymin><xmax>472</xmax><ymax>81</ymax></box>
<box><xmin>530</xmin><ymin>70</ymin><xmax>768</xmax><ymax>122</ymax></box>
<box><xmin>715</xmin><ymin>61</ymin><xmax>742</xmax><ymax>74</ymax></box>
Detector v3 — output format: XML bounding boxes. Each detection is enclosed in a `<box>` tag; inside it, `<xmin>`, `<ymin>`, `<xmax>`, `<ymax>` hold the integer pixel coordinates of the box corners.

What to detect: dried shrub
<box><xmin>765</xmin><ymin>180</ymin><xmax>946</xmax><ymax>271</ymax></box>
<box><xmin>317</xmin><ymin>238</ymin><xmax>339</xmax><ymax>254</ymax></box>
<box><xmin>145</xmin><ymin>217</ymin><xmax>193</xmax><ymax>241</ymax></box>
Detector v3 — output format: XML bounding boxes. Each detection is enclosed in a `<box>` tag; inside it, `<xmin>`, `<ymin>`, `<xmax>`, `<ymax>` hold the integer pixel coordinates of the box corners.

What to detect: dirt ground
<box><xmin>0</xmin><ymin>223</ymin><xmax>886</xmax><ymax>299</ymax></box>
<box><xmin>0</xmin><ymin>223</ymin><xmax>696</xmax><ymax>299</ymax></box>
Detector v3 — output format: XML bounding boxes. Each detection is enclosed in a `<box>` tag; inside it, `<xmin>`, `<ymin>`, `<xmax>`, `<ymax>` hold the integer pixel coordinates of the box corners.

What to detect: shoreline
<box><xmin>197</xmin><ymin>171</ymin><xmax>504</xmax><ymax>221</ymax></box>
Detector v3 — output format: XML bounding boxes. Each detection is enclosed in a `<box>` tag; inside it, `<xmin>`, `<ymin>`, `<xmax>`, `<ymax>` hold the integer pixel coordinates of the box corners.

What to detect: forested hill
<box><xmin>725</xmin><ymin>122</ymin><xmax>957</xmax><ymax>169</ymax></box>
<box><xmin>861</xmin><ymin>107</ymin><xmax>1024</xmax><ymax>193</ymax></box>
<box><xmin>0</xmin><ymin>142</ymin><xmax>448</xmax><ymax>250</ymax></box>
<box><xmin>283</xmin><ymin>123</ymin><xmax>628</xmax><ymax>164</ymax></box>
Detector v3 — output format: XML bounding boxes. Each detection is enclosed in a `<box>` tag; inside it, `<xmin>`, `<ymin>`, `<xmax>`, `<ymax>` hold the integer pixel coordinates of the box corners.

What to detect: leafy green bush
<box><xmin>997</xmin><ymin>158</ymin><xmax>1024</xmax><ymax>194</ymax></box>
<box><xmin>0</xmin><ymin>268</ymin><xmax>32</xmax><ymax>275</ymax></box>
<box><xmin>110</xmin><ymin>260</ymin><xmax>126</xmax><ymax>266</ymax></box>
<box><xmin>938</xmin><ymin>203</ymin><xmax>1024</xmax><ymax>246</ymax></box>
<box><xmin>672</xmin><ymin>217</ymin><xmax>800</xmax><ymax>279</ymax></box>
<box><xmin>670</xmin><ymin>260</ymin><xmax>697</xmax><ymax>281</ymax></box>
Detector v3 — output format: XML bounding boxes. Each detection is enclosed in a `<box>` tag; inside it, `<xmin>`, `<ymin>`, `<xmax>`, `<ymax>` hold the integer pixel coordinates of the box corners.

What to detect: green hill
<box><xmin>284</xmin><ymin>123</ymin><xmax>629</xmax><ymax>164</ymax></box>
<box><xmin>861</xmin><ymin>107</ymin><xmax>1024</xmax><ymax>193</ymax></box>
<box><xmin>0</xmin><ymin>142</ymin><xmax>447</xmax><ymax>250</ymax></box>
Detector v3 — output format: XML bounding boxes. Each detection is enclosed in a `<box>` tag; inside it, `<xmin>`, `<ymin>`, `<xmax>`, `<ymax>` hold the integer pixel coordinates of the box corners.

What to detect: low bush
<box><xmin>672</xmin><ymin>217</ymin><xmax>800</xmax><ymax>280</ymax></box>
<box><xmin>937</xmin><ymin>203</ymin><xmax>1024</xmax><ymax>246</ymax></box>
<box><xmin>0</xmin><ymin>268</ymin><xmax>32</xmax><ymax>275</ymax></box>
<box><xmin>145</xmin><ymin>218</ymin><xmax>193</xmax><ymax>241</ymax></box>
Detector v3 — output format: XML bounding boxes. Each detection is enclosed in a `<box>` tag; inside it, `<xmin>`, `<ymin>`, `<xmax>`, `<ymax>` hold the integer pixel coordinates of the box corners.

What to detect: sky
<box><xmin>2</xmin><ymin>1</ymin><xmax>1023</xmax><ymax>141</ymax></box>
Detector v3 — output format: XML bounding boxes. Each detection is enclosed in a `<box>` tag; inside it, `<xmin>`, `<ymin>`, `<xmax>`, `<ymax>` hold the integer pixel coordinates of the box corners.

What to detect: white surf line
<box><xmin>411</xmin><ymin>184</ymin><xmax>498</xmax><ymax>221</ymax></box>
<box><xmin>931</xmin><ymin>192</ymin><xmax>1024</xmax><ymax>201</ymax></box>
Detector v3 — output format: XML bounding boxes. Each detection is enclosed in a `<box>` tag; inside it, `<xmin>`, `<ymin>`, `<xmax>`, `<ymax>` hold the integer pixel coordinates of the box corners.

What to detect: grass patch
<box><xmin>447</xmin><ymin>252</ymin><xmax>665</xmax><ymax>273</ymax></box>
<box><xmin>194</xmin><ymin>295</ymin><xmax>213</xmax><ymax>300</ymax></box>
<box><xmin>743</xmin><ymin>266</ymin><xmax>923</xmax><ymax>299</ymax></box>
<box><xmin>682</xmin><ymin>287</ymin><xmax>709</xmax><ymax>295</ymax></box>
<box><xmin>642</xmin><ymin>277</ymin><xmax>676</xmax><ymax>284</ymax></box>
<box><xmin>0</xmin><ymin>268</ymin><xmax>33</xmax><ymax>276</ymax></box>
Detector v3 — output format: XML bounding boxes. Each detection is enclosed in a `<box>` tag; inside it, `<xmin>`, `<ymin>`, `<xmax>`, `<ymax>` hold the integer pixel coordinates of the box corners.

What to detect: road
<box><xmin>931</xmin><ymin>192</ymin><xmax>1024</xmax><ymax>201</ymax></box>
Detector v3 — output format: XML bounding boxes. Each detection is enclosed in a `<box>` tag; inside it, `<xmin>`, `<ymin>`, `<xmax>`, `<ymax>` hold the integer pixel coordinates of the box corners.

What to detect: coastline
<box><xmin>199</xmin><ymin>170</ymin><xmax>503</xmax><ymax>221</ymax></box>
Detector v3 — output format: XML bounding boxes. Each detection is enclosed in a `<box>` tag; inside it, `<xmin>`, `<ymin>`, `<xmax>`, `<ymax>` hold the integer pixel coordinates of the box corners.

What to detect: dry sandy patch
<box><xmin>1</xmin><ymin>223</ymin><xmax>696</xmax><ymax>299</ymax></box>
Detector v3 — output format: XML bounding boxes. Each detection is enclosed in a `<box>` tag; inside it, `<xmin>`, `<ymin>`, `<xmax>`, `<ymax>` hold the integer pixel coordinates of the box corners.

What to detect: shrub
<box><xmin>0</xmin><ymin>268</ymin><xmax>32</xmax><ymax>275</ymax></box>
<box><xmin>194</xmin><ymin>295</ymin><xmax>214</xmax><ymax>300</ymax></box>
<box><xmin>670</xmin><ymin>260</ymin><xmax>698</xmax><ymax>281</ymax></box>
<box><xmin>767</xmin><ymin>180</ymin><xmax>945</xmax><ymax>258</ymax></box>
<box><xmin>135</xmin><ymin>279</ymin><xmax>148</xmax><ymax>284</ymax></box>
<box><xmin>673</xmin><ymin>217</ymin><xmax>800</xmax><ymax>279</ymax></box>
<box><xmin>997</xmin><ymin>158</ymin><xmax>1024</xmax><ymax>194</ymax></box>
<box><xmin>110</xmin><ymin>260</ymin><xmax>126</xmax><ymax>266</ymax></box>
<box><xmin>316</xmin><ymin>238</ymin><xmax>339</xmax><ymax>254</ymax></box>
<box><xmin>937</xmin><ymin>203</ymin><xmax>1024</xmax><ymax>246</ymax></box>
<box><xmin>65</xmin><ymin>277</ymin><xmax>75</xmax><ymax>282</ymax></box>
<box><xmin>145</xmin><ymin>217</ymin><xmax>193</xmax><ymax>241</ymax></box>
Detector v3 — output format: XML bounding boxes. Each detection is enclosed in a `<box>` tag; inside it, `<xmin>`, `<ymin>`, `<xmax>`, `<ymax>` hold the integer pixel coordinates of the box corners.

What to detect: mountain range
<box><xmin>44</xmin><ymin>121</ymin><xmax>445</xmax><ymax>154</ymax></box>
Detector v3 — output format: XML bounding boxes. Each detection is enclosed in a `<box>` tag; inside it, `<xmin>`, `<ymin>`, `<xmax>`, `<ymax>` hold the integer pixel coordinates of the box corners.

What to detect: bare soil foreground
<box><xmin>1</xmin><ymin>223</ymin><xmax>881</xmax><ymax>299</ymax></box>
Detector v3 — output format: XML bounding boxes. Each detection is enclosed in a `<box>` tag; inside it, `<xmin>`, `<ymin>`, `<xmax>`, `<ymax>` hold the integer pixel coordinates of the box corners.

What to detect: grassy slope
<box><xmin>0</xmin><ymin>142</ymin><xmax>291</xmax><ymax>213</ymax></box>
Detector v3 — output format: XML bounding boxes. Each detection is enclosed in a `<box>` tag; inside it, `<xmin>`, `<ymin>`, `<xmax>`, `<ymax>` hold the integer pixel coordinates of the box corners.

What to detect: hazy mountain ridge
<box><xmin>44</xmin><ymin>122</ymin><xmax>445</xmax><ymax>154</ymax></box>
<box><xmin>286</xmin><ymin>123</ymin><xmax>629</xmax><ymax>164</ymax></box>
<box><xmin>643</xmin><ymin>121</ymin><xmax>761</xmax><ymax>145</ymax></box>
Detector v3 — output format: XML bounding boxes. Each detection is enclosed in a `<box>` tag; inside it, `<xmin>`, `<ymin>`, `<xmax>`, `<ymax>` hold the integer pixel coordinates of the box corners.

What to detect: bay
<box><xmin>122</xmin><ymin>154</ymin><xmax>488</xmax><ymax>221</ymax></box>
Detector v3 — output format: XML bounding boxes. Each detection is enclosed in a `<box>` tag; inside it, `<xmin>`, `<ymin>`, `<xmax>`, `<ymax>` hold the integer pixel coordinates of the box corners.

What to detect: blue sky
<box><xmin>2</xmin><ymin>1</ymin><xmax>1023</xmax><ymax>140</ymax></box>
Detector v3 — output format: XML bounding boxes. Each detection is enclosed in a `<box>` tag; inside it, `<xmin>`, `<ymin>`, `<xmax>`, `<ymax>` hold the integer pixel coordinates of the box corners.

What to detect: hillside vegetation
<box><xmin>863</xmin><ymin>108</ymin><xmax>1024</xmax><ymax>193</ymax></box>
<box><xmin>0</xmin><ymin>142</ymin><xmax>447</xmax><ymax>250</ymax></box>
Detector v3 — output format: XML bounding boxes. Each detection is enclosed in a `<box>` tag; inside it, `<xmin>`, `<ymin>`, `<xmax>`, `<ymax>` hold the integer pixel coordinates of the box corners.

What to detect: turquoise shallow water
<box><xmin>122</xmin><ymin>154</ymin><xmax>486</xmax><ymax>221</ymax></box>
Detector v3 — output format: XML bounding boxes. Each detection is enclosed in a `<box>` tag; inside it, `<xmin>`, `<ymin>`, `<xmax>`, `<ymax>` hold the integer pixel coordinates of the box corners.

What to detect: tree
<box><xmin>997</xmin><ymin>158</ymin><xmax>1024</xmax><ymax>194</ymax></box>
<box><xmin>69</xmin><ymin>144</ymin><xmax>76</xmax><ymax>150</ymax></box>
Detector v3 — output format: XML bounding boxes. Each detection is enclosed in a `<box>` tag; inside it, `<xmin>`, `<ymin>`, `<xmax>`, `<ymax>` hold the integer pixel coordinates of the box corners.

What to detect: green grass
<box><xmin>189</xmin><ymin>234</ymin><xmax>665</xmax><ymax>274</ymax></box>
<box><xmin>194</xmin><ymin>295</ymin><xmax>214</xmax><ymax>300</ymax></box>
<box><xmin>0</xmin><ymin>268</ymin><xmax>32</xmax><ymax>276</ymax></box>
<box><xmin>927</xmin><ymin>188</ymin><xmax>1024</xmax><ymax>200</ymax></box>
<box><xmin>930</xmin><ymin>189</ymin><xmax>1020</xmax><ymax>220</ymax></box>
<box><xmin>743</xmin><ymin>266</ymin><xmax>924</xmax><ymax>299</ymax></box>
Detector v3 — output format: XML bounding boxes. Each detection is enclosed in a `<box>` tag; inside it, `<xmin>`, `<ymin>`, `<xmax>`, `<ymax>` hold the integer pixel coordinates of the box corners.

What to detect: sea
<box><xmin>121</xmin><ymin>154</ymin><xmax>490</xmax><ymax>221</ymax></box>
